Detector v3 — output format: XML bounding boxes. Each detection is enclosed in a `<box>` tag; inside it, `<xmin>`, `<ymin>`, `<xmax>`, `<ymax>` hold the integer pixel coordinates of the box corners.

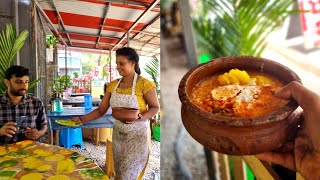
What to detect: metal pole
<box><xmin>111</xmin><ymin>0</ymin><xmax>160</xmax><ymax>51</ymax></box>
<box><xmin>35</xmin><ymin>1</ymin><xmax>67</xmax><ymax>46</ymax></box>
<box><xmin>178</xmin><ymin>0</ymin><xmax>198</xmax><ymax>68</ymax></box>
<box><xmin>65</xmin><ymin>45</ymin><xmax>68</xmax><ymax>89</ymax></box>
<box><xmin>50</xmin><ymin>0</ymin><xmax>72</xmax><ymax>46</ymax></box>
<box><xmin>109</xmin><ymin>50</ymin><xmax>112</xmax><ymax>82</ymax></box>
<box><xmin>127</xmin><ymin>32</ymin><xmax>130</xmax><ymax>47</ymax></box>
<box><xmin>96</xmin><ymin>3</ymin><xmax>111</xmax><ymax>48</ymax></box>
<box><xmin>14</xmin><ymin>0</ymin><xmax>20</xmax><ymax>65</ymax></box>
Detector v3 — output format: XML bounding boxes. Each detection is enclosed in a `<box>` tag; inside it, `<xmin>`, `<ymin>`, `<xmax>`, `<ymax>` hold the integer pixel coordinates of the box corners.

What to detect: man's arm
<box><xmin>25</xmin><ymin>100</ymin><xmax>48</xmax><ymax>140</ymax></box>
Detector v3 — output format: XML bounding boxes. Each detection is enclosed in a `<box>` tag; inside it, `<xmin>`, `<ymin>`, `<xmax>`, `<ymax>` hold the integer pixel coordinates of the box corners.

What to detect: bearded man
<box><xmin>0</xmin><ymin>65</ymin><xmax>47</xmax><ymax>145</ymax></box>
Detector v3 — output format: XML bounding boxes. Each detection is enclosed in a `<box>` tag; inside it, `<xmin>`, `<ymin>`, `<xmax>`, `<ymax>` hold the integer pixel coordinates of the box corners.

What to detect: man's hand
<box><xmin>0</xmin><ymin>122</ymin><xmax>17</xmax><ymax>138</ymax></box>
<box><xmin>25</xmin><ymin>127</ymin><xmax>39</xmax><ymax>140</ymax></box>
<box><xmin>256</xmin><ymin>81</ymin><xmax>320</xmax><ymax>179</ymax></box>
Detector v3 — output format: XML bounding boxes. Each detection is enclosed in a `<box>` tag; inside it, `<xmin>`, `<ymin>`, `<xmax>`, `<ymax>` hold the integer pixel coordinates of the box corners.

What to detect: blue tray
<box><xmin>51</xmin><ymin>109</ymin><xmax>64</xmax><ymax>113</ymax></box>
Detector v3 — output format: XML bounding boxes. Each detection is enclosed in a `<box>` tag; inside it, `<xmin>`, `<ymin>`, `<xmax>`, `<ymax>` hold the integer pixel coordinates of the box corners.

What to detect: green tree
<box><xmin>80</xmin><ymin>52</ymin><xmax>109</xmax><ymax>76</ymax></box>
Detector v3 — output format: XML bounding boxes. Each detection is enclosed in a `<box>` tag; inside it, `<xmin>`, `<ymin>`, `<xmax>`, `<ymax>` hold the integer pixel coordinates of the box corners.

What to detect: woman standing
<box><xmin>72</xmin><ymin>47</ymin><xmax>159</xmax><ymax>180</ymax></box>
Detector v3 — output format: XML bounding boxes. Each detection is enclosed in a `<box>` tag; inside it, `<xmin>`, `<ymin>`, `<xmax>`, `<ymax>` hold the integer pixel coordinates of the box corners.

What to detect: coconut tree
<box><xmin>0</xmin><ymin>23</ymin><xmax>29</xmax><ymax>93</ymax></box>
<box><xmin>193</xmin><ymin>0</ymin><xmax>298</xmax><ymax>59</ymax></box>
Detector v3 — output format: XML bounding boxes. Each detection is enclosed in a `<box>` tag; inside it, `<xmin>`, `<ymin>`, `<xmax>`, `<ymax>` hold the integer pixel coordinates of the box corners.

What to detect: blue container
<box><xmin>59</xmin><ymin>128</ymin><xmax>84</xmax><ymax>149</ymax></box>
<box><xmin>84</xmin><ymin>94</ymin><xmax>92</xmax><ymax>110</ymax></box>
<box><xmin>54</xmin><ymin>99</ymin><xmax>63</xmax><ymax>112</ymax></box>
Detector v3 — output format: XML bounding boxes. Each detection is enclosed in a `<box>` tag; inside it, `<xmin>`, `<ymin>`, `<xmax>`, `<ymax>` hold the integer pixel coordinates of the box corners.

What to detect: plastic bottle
<box><xmin>84</xmin><ymin>94</ymin><xmax>92</xmax><ymax>110</ymax></box>
<box><xmin>54</xmin><ymin>93</ymin><xmax>64</xmax><ymax>112</ymax></box>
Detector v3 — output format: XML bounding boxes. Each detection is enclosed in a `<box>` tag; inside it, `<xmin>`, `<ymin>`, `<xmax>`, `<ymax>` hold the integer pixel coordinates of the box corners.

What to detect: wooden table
<box><xmin>47</xmin><ymin>107</ymin><xmax>113</xmax><ymax>145</ymax></box>
<box><xmin>0</xmin><ymin>140</ymin><xmax>108</xmax><ymax>179</ymax></box>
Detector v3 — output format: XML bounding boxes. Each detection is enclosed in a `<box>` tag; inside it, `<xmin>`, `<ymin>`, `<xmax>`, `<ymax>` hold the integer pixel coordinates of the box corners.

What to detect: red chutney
<box><xmin>190</xmin><ymin>71</ymin><xmax>288</xmax><ymax>118</ymax></box>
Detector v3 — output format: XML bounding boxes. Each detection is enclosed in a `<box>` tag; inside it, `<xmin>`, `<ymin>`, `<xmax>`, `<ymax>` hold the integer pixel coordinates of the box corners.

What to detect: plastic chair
<box><xmin>59</xmin><ymin>128</ymin><xmax>84</xmax><ymax>149</ymax></box>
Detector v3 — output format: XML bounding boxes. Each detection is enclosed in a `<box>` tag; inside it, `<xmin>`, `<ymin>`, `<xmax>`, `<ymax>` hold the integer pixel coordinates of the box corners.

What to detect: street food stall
<box><xmin>36</xmin><ymin>0</ymin><xmax>161</xmax><ymax>145</ymax></box>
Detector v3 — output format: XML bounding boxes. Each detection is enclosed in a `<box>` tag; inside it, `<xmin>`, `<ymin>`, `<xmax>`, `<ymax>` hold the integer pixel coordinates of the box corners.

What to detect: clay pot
<box><xmin>178</xmin><ymin>56</ymin><xmax>302</xmax><ymax>155</ymax></box>
<box><xmin>112</xmin><ymin>107</ymin><xmax>140</xmax><ymax>123</ymax></box>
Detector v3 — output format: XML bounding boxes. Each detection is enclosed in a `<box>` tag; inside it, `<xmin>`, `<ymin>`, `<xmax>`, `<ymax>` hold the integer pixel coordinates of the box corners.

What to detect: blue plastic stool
<box><xmin>59</xmin><ymin>128</ymin><xmax>84</xmax><ymax>149</ymax></box>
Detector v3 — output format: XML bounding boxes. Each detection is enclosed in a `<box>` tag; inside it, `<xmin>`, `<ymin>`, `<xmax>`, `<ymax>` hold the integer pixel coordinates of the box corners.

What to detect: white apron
<box><xmin>110</xmin><ymin>73</ymin><xmax>149</xmax><ymax>180</ymax></box>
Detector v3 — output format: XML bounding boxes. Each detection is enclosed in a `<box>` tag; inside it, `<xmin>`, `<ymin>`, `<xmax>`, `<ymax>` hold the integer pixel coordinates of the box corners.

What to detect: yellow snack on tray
<box><xmin>218</xmin><ymin>69</ymin><xmax>251</xmax><ymax>85</ymax></box>
<box><xmin>20</xmin><ymin>173</ymin><xmax>43</xmax><ymax>180</ymax></box>
<box><xmin>57</xmin><ymin>159</ymin><xmax>75</xmax><ymax>174</ymax></box>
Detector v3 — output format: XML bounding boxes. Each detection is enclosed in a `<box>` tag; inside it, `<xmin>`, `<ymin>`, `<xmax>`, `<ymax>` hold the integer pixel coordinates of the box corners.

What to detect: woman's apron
<box><xmin>110</xmin><ymin>73</ymin><xmax>149</xmax><ymax>180</ymax></box>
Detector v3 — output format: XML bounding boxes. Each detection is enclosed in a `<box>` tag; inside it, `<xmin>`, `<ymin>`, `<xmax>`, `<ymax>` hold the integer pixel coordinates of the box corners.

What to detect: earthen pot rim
<box><xmin>178</xmin><ymin>56</ymin><xmax>301</xmax><ymax>127</ymax></box>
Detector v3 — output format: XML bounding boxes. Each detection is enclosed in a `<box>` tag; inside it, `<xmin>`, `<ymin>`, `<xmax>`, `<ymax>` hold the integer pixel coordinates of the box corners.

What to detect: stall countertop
<box><xmin>47</xmin><ymin>107</ymin><xmax>113</xmax><ymax>130</ymax></box>
<box><xmin>47</xmin><ymin>107</ymin><xmax>111</xmax><ymax>117</ymax></box>
<box><xmin>70</xmin><ymin>93</ymin><xmax>90</xmax><ymax>97</ymax></box>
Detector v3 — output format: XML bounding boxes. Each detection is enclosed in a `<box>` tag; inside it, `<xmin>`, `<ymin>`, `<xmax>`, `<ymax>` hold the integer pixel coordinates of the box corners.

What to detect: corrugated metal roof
<box><xmin>36</xmin><ymin>0</ymin><xmax>160</xmax><ymax>57</ymax></box>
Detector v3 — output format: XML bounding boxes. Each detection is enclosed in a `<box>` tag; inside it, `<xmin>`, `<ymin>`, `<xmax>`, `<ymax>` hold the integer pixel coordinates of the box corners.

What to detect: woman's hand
<box><xmin>71</xmin><ymin>117</ymin><xmax>82</xmax><ymax>123</ymax></box>
<box><xmin>256</xmin><ymin>81</ymin><xmax>320</xmax><ymax>179</ymax></box>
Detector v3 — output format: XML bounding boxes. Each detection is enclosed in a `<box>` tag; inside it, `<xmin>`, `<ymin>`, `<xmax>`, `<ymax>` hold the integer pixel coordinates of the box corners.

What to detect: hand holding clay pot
<box><xmin>178</xmin><ymin>56</ymin><xmax>301</xmax><ymax>155</ymax></box>
<box><xmin>257</xmin><ymin>81</ymin><xmax>320</xmax><ymax>180</ymax></box>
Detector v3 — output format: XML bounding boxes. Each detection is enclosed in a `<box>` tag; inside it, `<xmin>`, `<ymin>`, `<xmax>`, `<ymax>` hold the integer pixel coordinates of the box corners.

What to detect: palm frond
<box><xmin>144</xmin><ymin>55</ymin><xmax>160</xmax><ymax>98</ymax></box>
<box><xmin>193</xmin><ymin>0</ymin><xmax>297</xmax><ymax>59</ymax></box>
<box><xmin>0</xmin><ymin>23</ymin><xmax>29</xmax><ymax>93</ymax></box>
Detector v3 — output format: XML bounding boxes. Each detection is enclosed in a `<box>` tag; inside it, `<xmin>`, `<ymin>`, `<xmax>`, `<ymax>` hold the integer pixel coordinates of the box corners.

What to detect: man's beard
<box><xmin>10</xmin><ymin>84</ymin><xmax>26</xmax><ymax>96</ymax></box>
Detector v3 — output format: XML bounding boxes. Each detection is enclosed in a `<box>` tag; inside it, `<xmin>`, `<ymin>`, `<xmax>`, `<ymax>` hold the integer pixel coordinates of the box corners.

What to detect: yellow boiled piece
<box><xmin>37</xmin><ymin>164</ymin><xmax>52</xmax><ymax>172</ymax></box>
<box><xmin>218</xmin><ymin>69</ymin><xmax>251</xmax><ymax>85</ymax></box>
<box><xmin>0</xmin><ymin>157</ymin><xmax>10</xmax><ymax>163</ymax></box>
<box><xmin>16</xmin><ymin>140</ymin><xmax>34</xmax><ymax>148</ymax></box>
<box><xmin>59</xmin><ymin>149</ymin><xmax>73</xmax><ymax>155</ymax></box>
<box><xmin>7</xmin><ymin>146</ymin><xmax>18</xmax><ymax>152</ymax></box>
<box><xmin>24</xmin><ymin>145</ymin><xmax>37</xmax><ymax>150</ymax></box>
<box><xmin>23</xmin><ymin>157</ymin><xmax>44</xmax><ymax>169</ymax></box>
<box><xmin>252</xmin><ymin>75</ymin><xmax>272</xmax><ymax>85</ymax></box>
<box><xmin>23</xmin><ymin>156</ymin><xmax>52</xmax><ymax>172</ymax></box>
<box><xmin>228</xmin><ymin>69</ymin><xmax>250</xmax><ymax>84</ymax></box>
<box><xmin>23</xmin><ymin>156</ymin><xmax>37</xmax><ymax>163</ymax></box>
<box><xmin>45</xmin><ymin>154</ymin><xmax>65</xmax><ymax>162</ymax></box>
<box><xmin>20</xmin><ymin>173</ymin><xmax>43</xmax><ymax>180</ymax></box>
<box><xmin>47</xmin><ymin>175</ymin><xmax>70</xmax><ymax>180</ymax></box>
<box><xmin>57</xmin><ymin>159</ymin><xmax>75</xmax><ymax>174</ymax></box>
<box><xmin>217</xmin><ymin>73</ymin><xmax>230</xmax><ymax>85</ymax></box>
<box><xmin>33</xmin><ymin>149</ymin><xmax>54</xmax><ymax>157</ymax></box>
<box><xmin>228</xmin><ymin>73</ymin><xmax>240</xmax><ymax>84</ymax></box>
<box><xmin>0</xmin><ymin>147</ymin><xmax>7</xmax><ymax>156</ymax></box>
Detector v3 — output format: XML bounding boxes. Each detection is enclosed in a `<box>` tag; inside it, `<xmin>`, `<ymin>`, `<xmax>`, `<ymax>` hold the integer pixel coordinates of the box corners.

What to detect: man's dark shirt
<box><xmin>0</xmin><ymin>94</ymin><xmax>47</xmax><ymax>145</ymax></box>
